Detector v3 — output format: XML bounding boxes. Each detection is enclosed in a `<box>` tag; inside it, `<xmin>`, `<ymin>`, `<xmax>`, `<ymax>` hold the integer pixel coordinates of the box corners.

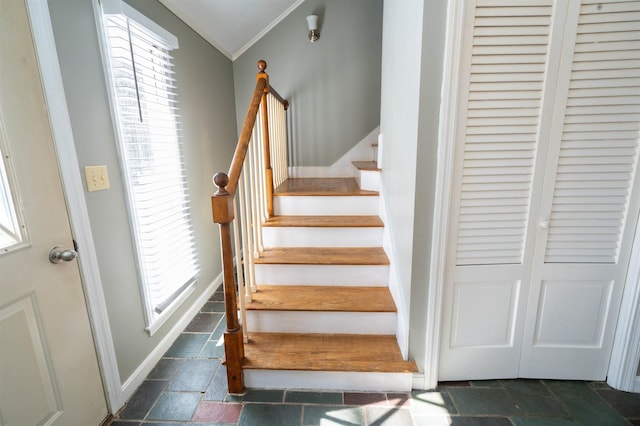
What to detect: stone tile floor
<box><xmin>110</xmin><ymin>287</ymin><xmax>640</xmax><ymax>425</ymax></box>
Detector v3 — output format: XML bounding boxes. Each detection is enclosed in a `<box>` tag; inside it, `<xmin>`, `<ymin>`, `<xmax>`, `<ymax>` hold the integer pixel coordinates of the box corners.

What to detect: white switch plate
<box><xmin>85</xmin><ymin>165</ymin><xmax>110</xmax><ymax>192</ymax></box>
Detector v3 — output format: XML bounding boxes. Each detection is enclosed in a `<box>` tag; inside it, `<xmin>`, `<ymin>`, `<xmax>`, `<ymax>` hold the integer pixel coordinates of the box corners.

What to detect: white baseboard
<box><xmin>120</xmin><ymin>274</ymin><xmax>221</xmax><ymax>403</ymax></box>
<box><xmin>288</xmin><ymin>127</ymin><xmax>380</xmax><ymax>178</ymax></box>
<box><xmin>412</xmin><ymin>373</ymin><xmax>426</xmax><ymax>390</ymax></box>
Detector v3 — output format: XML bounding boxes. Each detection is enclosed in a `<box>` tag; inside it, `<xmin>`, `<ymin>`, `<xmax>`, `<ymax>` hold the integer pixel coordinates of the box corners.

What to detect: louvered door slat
<box><xmin>455</xmin><ymin>3</ymin><xmax>553</xmax><ymax>266</ymax></box>
<box><xmin>544</xmin><ymin>3</ymin><xmax>640</xmax><ymax>264</ymax></box>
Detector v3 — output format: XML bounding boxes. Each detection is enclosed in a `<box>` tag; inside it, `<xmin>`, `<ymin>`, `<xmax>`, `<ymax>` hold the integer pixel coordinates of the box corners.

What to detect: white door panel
<box><xmin>440</xmin><ymin>0</ymin><xmax>640</xmax><ymax>381</ymax></box>
<box><xmin>0</xmin><ymin>0</ymin><xmax>107</xmax><ymax>424</ymax></box>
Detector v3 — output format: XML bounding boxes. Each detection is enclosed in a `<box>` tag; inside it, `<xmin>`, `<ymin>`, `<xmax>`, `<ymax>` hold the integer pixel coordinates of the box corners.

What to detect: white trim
<box><xmin>245</xmin><ymin>370</ymin><xmax>413</xmax><ymax>392</ymax></box>
<box><xmin>288</xmin><ymin>126</ymin><xmax>380</xmax><ymax>179</ymax></box>
<box><xmin>156</xmin><ymin>0</ymin><xmax>306</xmax><ymax>61</ymax></box>
<box><xmin>607</xmin><ymin>212</ymin><xmax>640</xmax><ymax>392</ymax></box>
<box><xmin>155</xmin><ymin>0</ymin><xmax>231</xmax><ymax>59</ymax></box>
<box><xmin>25</xmin><ymin>0</ymin><xmax>123</xmax><ymax>412</ymax></box>
<box><xmin>121</xmin><ymin>275</ymin><xmax>220</xmax><ymax>401</ymax></box>
<box><xmin>378</xmin><ymin>184</ymin><xmax>409</xmax><ymax>359</ymax></box>
<box><xmin>232</xmin><ymin>0</ymin><xmax>306</xmax><ymax>61</ymax></box>
<box><xmin>145</xmin><ymin>282</ymin><xmax>195</xmax><ymax>336</ymax></box>
<box><xmin>422</xmin><ymin>0</ymin><xmax>466</xmax><ymax>391</ymax></box>
<box><xmin>102</xmin><ymin>0</ymin><xmax>178</xmax><ymax>49</ymax></box>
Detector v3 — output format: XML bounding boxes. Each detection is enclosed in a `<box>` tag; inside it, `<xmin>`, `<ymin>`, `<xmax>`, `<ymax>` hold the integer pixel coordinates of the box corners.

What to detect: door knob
<box><xmin>49</xmin><ymin>246</ymin><xmax>78</xmax><ymax>264</ymax></box>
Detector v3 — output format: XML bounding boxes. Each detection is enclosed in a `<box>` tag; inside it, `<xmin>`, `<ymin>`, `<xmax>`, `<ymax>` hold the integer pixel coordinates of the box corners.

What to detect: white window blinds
<box><xmin>102</xmin><ymin>7</ymin><xmax>198</xmax><ymax>330</ymax></box>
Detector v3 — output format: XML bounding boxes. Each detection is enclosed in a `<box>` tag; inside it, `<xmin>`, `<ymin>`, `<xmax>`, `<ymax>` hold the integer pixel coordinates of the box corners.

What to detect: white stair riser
<box><xmin>274</xmin><ymin>196</ymin><xmax>379</xmax><ymax>216</ymax></box>
<box><xmin>244</xmin><ymin>370</ymin><xmax>413</xmax><ymax>392</ymax></box>
<box><xmin>245</xmin><ymin>311</ymin><xmax>396</xmax><ymax>334</ymax></box>
<box><xmin>355</xmin><ymin>169</ymin><xmax>380</xmax><ymax>192</ymax></box>
<box><xmin>255</xmin><ymin>264</ymin><xmax>389</xmax><ymax>286</ymax></box>
<box><xmin>262</xmin><ymin>227</ymin><xmax>383</xmax><ymax>248</ymax></box>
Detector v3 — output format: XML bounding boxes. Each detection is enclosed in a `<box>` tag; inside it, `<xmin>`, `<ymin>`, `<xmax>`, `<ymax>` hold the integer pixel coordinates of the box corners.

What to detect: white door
<box><xmin>439</xmin><ymin>0</ymin><xmax>640</xmax><ymax>381</ymax></box>
<box><xmin>0</xmin><ymin>0</ymin><xmax>108</xmax><ymax>424</ymax></box>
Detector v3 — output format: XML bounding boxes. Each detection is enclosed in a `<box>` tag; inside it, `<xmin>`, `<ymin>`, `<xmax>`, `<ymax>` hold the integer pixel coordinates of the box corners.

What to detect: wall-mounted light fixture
<box><xmin>306</xmin><ymin>15</ymin><xmax>319</xmax><ymax>42</ymax></box>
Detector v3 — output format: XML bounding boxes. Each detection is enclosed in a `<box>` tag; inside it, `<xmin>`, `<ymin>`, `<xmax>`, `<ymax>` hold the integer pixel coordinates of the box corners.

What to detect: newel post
<box><xmin>257</xmin><ymin>60</ymin><xmax>275</xmax><ymax>217</ymax></box>
<box><xmin>211</xmin><ymin>172</ymin><xmax>244</xmax><ymax>394</ymax></box>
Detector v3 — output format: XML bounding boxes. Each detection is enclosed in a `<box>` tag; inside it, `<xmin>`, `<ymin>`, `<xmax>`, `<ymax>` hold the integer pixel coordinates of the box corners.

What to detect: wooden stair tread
<box><xmin>254</xmin><ymin>247</ymin><xmax>389</xmax><ymax>265</ymax></box>
<box><xmin>246</xmin><ymin>286</ymin><xmax>396</xmax><ymax>312</ymax></box>
<box><xmin>274</xmin><ymin>178</ymin><xmax>378</xmax><ymax>196</ymax></box>
<box><xmin>243</xmin><ymin>333</ymin><xmax>418</xmax><ymax>373</ymax></box>
<box><xmin>352</xmin><ymin>161</ymin><xmax>380</xmax><ymax>171</ymax></box>
<box><xmin>263</xmin><ymin>215</ymin><xmax>383</xmax><ymax>228</ymax></box>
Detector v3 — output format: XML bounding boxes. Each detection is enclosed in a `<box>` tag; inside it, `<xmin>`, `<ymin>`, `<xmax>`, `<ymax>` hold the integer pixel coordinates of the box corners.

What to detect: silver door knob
<box><xmin>49</xmin><ymin>247</ymin><xmax>78</xmax><ymax>264</ymax></box>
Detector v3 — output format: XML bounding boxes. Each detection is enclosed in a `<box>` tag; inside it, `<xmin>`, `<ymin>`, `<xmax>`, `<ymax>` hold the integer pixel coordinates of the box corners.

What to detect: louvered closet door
<box><xmin>439</xmin><ymin>0</ymin><xmax>558</xmax><ymax>381</ymax></box>
<box><xmin>519</xmin><ymin>0</ymin><xmax>640</xmax><ymax>379</ymax></box>
<box><xmin>439</xmin><ymin>0</ymin><xmax>640</xmax><ymax>381</ymax></box>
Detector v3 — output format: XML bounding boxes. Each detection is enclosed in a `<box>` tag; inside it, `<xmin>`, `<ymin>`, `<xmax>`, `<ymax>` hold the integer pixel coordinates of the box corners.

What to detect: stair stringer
<box><xmin>288</xmin><ymin>126</ymin><xmax>379</xmax><ymax>178</ymax></box>
<box><xmin>377</xmin><ymin>183</ymin><xmax>410</xmax><ymax>360</ymax></box>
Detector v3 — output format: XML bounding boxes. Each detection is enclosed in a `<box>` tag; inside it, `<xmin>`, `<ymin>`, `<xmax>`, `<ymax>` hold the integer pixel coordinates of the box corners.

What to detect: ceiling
<box><xmin>158</xmin><ymin>0</ymin><xmax>304</xmax><ymax>60</ymax></box>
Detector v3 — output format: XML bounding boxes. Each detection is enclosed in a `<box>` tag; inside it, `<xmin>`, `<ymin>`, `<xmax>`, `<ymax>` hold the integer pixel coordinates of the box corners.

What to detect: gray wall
<box><xmin>48</xmin><ymin>0</ymin><xmax>237</xmax><ymax>382</ymax></box>
<box><xmin>379</xmin><ymin>0</ymin><xmax>447</xmax><ymax>369</ymax></box>
<box><xmin>233</xmin><ymin>0</ymin><xmax>382</xmax><ymax>167</ymax></box>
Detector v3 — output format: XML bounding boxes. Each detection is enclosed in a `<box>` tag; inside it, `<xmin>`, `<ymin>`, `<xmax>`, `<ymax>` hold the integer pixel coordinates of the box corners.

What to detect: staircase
<box><xmin>240</xmin><ymin>161</ymin><xmax>417</xmax><ymax>391</ymax></box>
<box><xmin>211</xmin><ymin>61</ymin><xmax>416</xmax><ymax>393</ymax></box>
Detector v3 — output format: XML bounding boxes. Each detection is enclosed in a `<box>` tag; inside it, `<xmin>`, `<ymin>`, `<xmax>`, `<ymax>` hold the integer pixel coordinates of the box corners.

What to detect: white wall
<box><xmin>379</xmin><ymin>0</ymin><xmax>447</xmax><ymax>370</ymax></box>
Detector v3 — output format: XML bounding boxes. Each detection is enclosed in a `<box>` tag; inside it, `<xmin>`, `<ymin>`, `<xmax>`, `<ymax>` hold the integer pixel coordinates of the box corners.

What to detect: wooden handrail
<box><xmin>225</xmin><ymin>77</ymin><xmax>268</xmax><ymax>196</ymax></box>
<box><xmin>211</xmin><ymin>60</ymin><xmax>288</xmax><ymax>394</ymax></box>
<box><xmin>269</xmin><ymin>84</ymin><xmax>289</xmax><ymax>110</ymax></box>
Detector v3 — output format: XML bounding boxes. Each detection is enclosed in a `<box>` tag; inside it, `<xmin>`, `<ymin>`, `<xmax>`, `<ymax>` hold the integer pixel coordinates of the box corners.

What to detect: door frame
<box><xmin>607</xmin><ymin>214</ymin><xmax>640</xmax><ymax>392</ymax></box>
<box><xmin>26</xmin><ymin>0</ymin><xmax>123</xmax><ymax>411</ymax></box>
<box><xmin>425</xmin><ymin>0</ymin><xmax>640</xmax><ymax>391</ymax></box>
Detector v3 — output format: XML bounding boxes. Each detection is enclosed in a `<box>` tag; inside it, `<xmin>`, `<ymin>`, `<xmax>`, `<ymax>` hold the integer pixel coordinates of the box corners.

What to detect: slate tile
<box><xmin>503</xmin><ymin>380</ymin><xmax>568</xmax><ymax>416</ymax></box>
<box><xmin>545</xmin><ymin>381</ymin><xmax>628</xmax><ymax>426</ymax></box>
<box><xmin>185</xmin><ymin>313</ymin><xmax>223</xmax><ymax>333</ymax></box>
<box><xmin>511</xmin><ymin>418</ymin><xmax>579</xmax><ymax>426</ymax></box>
<box><xmin>147</xmin><ymin>358</ymin><xmax>183</xmax><ymax>380</ymax></box>
<box><xmin>164</xmin><ymin>333</ymin><xmax>209</xmax><ymax>358</ymax></box>
<box><xmin>168</xmin><ymin>359</ymin><xmax>219</xmax><ymax>392</ymax></box>
<box><xmin>470</xmin><ymin>380</ymin><xmax>503</xmax><ymax>388</ymax></box>
<box><xmin>146</xmin><ymin>391</ymin><xmax>201</xmax><ymax>421</ymax></box>
<box><xmin>303</xmin><ymin>405</ymin><xmax>365</xmax><ymax>425</ymax></box>
<box><xmin>118</xmin><ymin>380</ymin><xmax>166</xmax><ymax>419</ymax></box>
<box><xmin>285</xmin><ymin>390</ymin><xmax>342</xmax><ymax>404</ymax></box>
<box><xmin>598</xmin><ymin>389</ymin><xmax>640</xmax><ymax>418</ymax></box>
<box><xmin>109</xmin><ymin>422</ymin><xmax>140</xmax><ymax>426</ymax></box>
<box><xmin>438</xmin><ymin>381</ymin><xmax>471</xmax><ymax>388</ymax></box>
<box><xmin>192</xmin><ymin>402</ymin><xmax>242</xmax><ymax>423</ymax></box>
<box><xmin>210</xmin><ymin>291</ymin><xmax>225</xmax><ymax>302</ymax></box>
<box><xmin>226</xmin><ymin>388</ymin><xmax>284</xmax><ymax>403</ymax></box>
<box><xmin>201</xmin><ymin>301</ymin><xmax>226</xmax><ymax>313</ymax></box>
<box><xmin>199</xmin><ymin>339</ymin><xmax>225</xmax><ymax>359</ymax></box>
<box><xmin>448</xmin><ymin>388</ymin><xmax>521</xmax><ymax>416</ymax></box>
<box><xmin>237</xmin><ymin>403</ymin><xmax>302</xmax><ymax>426</ymax></box>
<box><xmin>387</xmin><ymin>393</ymin><xmax>411</xmax><ymax>408</ymax></box>
<box><xmin>365</xmin><ymin>406</ymin><xmax>413</xmax><ymax>426</ymax></box>
<box><xmin>410</xmin><ymin>389</ymin><xmax>457</xmax><ymax>416</ymax></box>
<box><xmin>204</xmin><ymin>364</ymin><xmax>228</xmax><ymax>401</ymax></box>
<box><xmin>413</xmin><ymin>415</ymin><xmax>454</xmax><ymax>426</ymax></box>
<box><xmin>343</xmin><ymin>392</ymin><xmax>387</xmax><ymax>406</ymax></box>
<box><xmin>448</xmin><ymin>417</ymin><xmax>512</xmax><ymax>426</ymax></box>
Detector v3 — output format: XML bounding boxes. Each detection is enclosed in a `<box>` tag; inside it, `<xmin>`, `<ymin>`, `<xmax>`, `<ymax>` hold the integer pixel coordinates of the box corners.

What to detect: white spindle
<box><xmin>232</xmin><ymin>198</ymin><xmax>248</xmax><ymax>343</ymax></box>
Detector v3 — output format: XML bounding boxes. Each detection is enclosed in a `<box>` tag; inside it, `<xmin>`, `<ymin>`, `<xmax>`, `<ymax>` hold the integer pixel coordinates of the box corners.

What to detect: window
<box><xmin>101</xmin><ymin>1</ymin><xmax>198</xmax><ymax>333</ymax></box>
<box><xmin>0</xmin><ymin>113</ymin><xmax>27</xmax><ymax>254</ymax></box>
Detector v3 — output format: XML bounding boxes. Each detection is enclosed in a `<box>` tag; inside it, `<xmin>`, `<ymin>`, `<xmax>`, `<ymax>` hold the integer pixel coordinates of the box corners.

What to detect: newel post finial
<box><xmin>257</xmin><ymin>60</ymin><xmax>269</xmax><ymax>88</ymax></box>
<box><xmin>213</xmin><ymin>172</ymin><xmax>229</xmax><ymax>196</ymax></box>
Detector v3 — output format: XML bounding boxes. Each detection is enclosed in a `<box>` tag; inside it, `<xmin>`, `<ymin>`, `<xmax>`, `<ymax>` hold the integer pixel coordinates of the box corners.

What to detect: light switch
<box><xmin>85</xmin><ymin>165</ymin><xmax>110</xmax><ymax>192</ymax></box>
